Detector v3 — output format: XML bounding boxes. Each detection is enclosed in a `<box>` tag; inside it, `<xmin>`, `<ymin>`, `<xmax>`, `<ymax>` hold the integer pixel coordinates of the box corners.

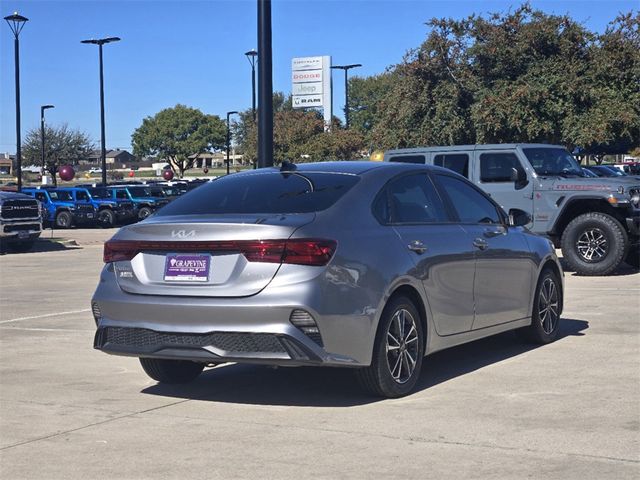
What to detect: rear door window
<box><xmin>434</xmin><ymin>154</ymin><xmax>469</xmax><ymax>178</ymax></box>
<box><xmin>480</xmin><ymin>153</ymin><xmax>525</xmax><ymax>183</ymax></box>
<box><xmin>434</xmin><ymin>174</ymin><xmax>502</xmax><ymax>224</ymax></box>
<box><xmin>388</xmin><ymin>155</ymin><xmax>426</xmax><ymax>164</ymax></box>
<box><xmin>373</xmin><ymin>174</ymin><xmax>447</xmax><ymax>225</ymax></box>
<box><xmin>156</xmin><ymin>172</ymin><xmax>360</xmax><ymax>216</ymax></box>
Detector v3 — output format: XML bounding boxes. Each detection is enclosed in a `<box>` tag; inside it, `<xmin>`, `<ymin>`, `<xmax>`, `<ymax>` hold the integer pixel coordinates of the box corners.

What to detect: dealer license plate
<box><xmin>164</xmin><ymin>253</ymin><xmax>210</xmax><ymax>282</ymax></box>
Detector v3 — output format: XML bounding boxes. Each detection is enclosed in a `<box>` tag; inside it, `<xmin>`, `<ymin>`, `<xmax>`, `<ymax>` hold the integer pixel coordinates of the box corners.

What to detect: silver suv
<box><xmin>385</xmin><ymin>144</ymin><xmax>640</xmax><ymax>275</ymax></box>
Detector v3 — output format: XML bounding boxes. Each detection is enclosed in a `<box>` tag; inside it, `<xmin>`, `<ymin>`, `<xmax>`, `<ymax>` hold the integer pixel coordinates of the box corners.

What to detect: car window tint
<box><xmin>480</xmin><ymin>153</ymin><xmax>524</xmax><ymax>183</ymax></box>
<box><xmin>115</xmin><ymin>190</ymin><xmax>128</xmax><ymax>199</ymax></box>
<box><xmin>434</xmin><ymin>154</ymin><xmax>469</xmax><ymax>178</ymax></box>
<box><xmin>388</xmin><ymin>155</ymin><xmax>426</xmax><ymax>164</ymax></box>
<box><xmin>374</xmin><ymin>174</ymin><xmax>447</xmax><ymax>224</ymax></box>
<box><xmin>435</xmin><ymin>174</ymin><xmax>501</xmax><ymax>224</ymax></box>
<box><xmin>156</xmin><ymin>172</ymin><xmax>359</xmax><ymax>216</ymax></box>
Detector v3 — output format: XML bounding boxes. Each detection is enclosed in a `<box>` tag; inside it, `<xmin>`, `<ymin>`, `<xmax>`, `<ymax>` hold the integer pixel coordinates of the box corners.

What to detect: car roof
<box><xmin>385</xmin><ymin>143</ymin><xmax>566</xmax><ymax>155</ymax></box>
<box><xmin>249</xmin><ymin>161</ymin><xmax>438</xmax><ymax>176</ymax></box>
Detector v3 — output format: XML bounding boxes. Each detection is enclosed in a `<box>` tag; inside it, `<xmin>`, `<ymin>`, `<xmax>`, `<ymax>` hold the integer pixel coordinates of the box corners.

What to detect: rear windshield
<box><xmin>156</xmin><ymin>172</ymin><xmax>360</xmax><ymax>216</ymax></box>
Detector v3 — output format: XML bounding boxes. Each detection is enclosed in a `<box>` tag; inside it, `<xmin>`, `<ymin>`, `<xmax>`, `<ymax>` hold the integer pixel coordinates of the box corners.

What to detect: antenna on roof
<box><xmin>280</xmin><ymin>160</ymin><xmax>297</xmax><ymax>172</ymax></box>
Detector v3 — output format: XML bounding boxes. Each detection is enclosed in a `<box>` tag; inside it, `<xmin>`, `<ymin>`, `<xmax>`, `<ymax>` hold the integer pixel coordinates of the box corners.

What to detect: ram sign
<box><xmin>291</xmin><ymin>56</ymin><xmax>332</xmax><ymax>128</ymax></box>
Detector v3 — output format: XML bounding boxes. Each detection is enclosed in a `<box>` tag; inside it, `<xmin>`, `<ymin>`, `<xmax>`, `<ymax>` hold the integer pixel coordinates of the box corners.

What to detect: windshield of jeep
<box><xmin>523</xmin><ymin>147</ymin><xmax>584</xmax><ymax>177</ymax></box>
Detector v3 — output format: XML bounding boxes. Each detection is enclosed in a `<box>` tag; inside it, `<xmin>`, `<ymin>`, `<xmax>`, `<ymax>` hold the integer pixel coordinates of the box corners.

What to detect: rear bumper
<box><xmin>91</xmin><ymin>264</ymin><xmax>377</xmax><ymax>367</ymax></box>
<box><xmin>94</xmin><ymin>326</ymin><xmax>324</xmax><ymax>366</ymax></box>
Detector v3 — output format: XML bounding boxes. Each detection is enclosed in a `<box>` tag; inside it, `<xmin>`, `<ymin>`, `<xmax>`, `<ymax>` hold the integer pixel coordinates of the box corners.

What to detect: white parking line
<box><xmin>0</xmin><ymin>309</ymin><xmax>91</xmax><ymax>325</ymax></box>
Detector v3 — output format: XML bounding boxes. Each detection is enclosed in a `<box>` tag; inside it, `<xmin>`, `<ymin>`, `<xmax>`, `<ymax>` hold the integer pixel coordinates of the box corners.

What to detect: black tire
<box><xmin>355</xmin><ymin>296</ymin><xmax>424</xmax><ymax>398</ymax></box>
<box><xmin>517</xmin><ymin>269</ymin><xmax>562</xmax><ymax>344</ymax></box>
<box><xmin>55</xmin><ymin>210</ymin><xmax>73</xmax><ymax>229</ymax></box>
<box><xmin>560</xmin><ymin>212</ymin><xmax>627</xmax><ymax>276</ymax></box>
<box><xmin>98</xmin><ymin>208</ymin><xmax>115</xmax><ymax>227</ymax></box>
<box><xmin>138</xmin><ymin>206</ymin><xmax>152</xmax><ymax>220</ymax></box>
<box><xmin>139</xmin><ymin>358</ymin><xmax>205</xmax><ymax>384</ymax></box>
<box><xmin>624</xmin><ymin>246</ymin><xmax>639</xmax><ymax>269</ymax></box>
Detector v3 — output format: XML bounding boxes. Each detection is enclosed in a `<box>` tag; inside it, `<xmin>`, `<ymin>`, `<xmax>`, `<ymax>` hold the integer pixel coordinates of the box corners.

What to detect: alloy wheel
<box><xmin>576</xmin><ymin>228</ymin><xmax>608</xmax><ymax>262</ymax></box>
<box><xmin>538</xmin><ymin>277</ymin><xmax>559</xmax><ymax>334</ymax></box>
<box><xmin>385</xmin><ymin>308</ymin><xmax>419</xmax><ymax>384</ymax></box>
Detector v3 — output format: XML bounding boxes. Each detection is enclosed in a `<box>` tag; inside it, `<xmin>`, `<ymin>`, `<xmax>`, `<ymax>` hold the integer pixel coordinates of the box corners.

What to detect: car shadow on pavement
<box><xmin>558</xmin><ymin>258</ymin><xmax>639</xmax><ymax>277</ymax></box>
<box><xmin>141</xmin><ymin>318</ymin><xmax>588</xmax><ymax>407</ymax></box>
<box><xmin>0</xmin><ymin>238</ymin><xmax>81</xmax><ymax>255</ymax></box>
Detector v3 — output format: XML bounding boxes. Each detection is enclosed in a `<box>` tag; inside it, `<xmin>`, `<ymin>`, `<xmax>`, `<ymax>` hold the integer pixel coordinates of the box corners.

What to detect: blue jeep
<box><xmin>57</xmin><ymin>187</ymin><xmax>136</xmax><ymax>227</ymax></box>
<box><xmin>107</xmin><ymin>185</ymin><xmax>170</xmax><ymax>220</ymax></box>
<box><xmin>23</xmin><ymin>187</ymin><xmax>97</xmax><ymax>229</ymax></box>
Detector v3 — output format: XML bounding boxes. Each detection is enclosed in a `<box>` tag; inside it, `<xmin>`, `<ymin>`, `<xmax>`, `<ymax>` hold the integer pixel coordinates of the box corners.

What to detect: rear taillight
<box><xmin>103</xmin><ymin>239</ymin><xmax>336</xmax><ymax>266</ymax></box>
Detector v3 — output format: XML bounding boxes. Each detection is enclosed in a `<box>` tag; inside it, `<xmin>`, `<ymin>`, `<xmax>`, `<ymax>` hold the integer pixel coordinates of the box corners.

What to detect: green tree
<box><xmin>22</xmin><ymin>123</ymin><xmax>94</xmax><ymax>186</ymax></box>
<box><xmin>368</xmin><ymin>4</ymin><xmax>639</xmax><ymax>154</ymax></box>
<box><xmin>234</xmin><ymin>92</ymin><xmax>366</xmax><ymax>164</ymax></box>
<box><xmin>346</xmin><ymin>72</ymin><xmax>395</xmax><ymax>136</ymax></box>
<box><xmin>131</xmin><ymin>104</ymin><xmax>226</xmax><ymax>178</ymax></box>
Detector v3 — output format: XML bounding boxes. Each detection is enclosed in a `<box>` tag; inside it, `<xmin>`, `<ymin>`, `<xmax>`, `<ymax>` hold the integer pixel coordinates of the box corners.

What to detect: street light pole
<box><xmin>81</xmin><ymin>36</ymin><xmax>121</xmax><ymax>186</ymax></box>
<box><xmin>257</xmin><ymin>0</ymin><xmax>273</xmax><ymax>168</ymax></box>
<box><xmin>331</xmin><ymin>64</ymin><xmax>362</xmax><ymax>129</ymax></box>
<box><xmin>226</xmin><ymin>111</ymin><xmax>238</xmax><ymax>175</ymax></box>
<box><xmin>4</xmin><ymin>12</ymin><xmax>28</xmax><ymax>192</ymax></box>
<box><xmin>40</xmin><ymin>105</ymin><xmax>54</xmax><ymax>179</ymax></box>
<box><xmin>245</xmin><ymin>49</ymin><xmax>258</xmax><ymax>122</ymax></box>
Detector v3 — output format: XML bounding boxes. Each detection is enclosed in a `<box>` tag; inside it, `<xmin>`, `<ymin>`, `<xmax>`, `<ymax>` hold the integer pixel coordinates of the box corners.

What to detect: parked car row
<box><xmin>21</xmin><ymin>179</ymin><xmax>212</xmax><ymax>229</ymax></box>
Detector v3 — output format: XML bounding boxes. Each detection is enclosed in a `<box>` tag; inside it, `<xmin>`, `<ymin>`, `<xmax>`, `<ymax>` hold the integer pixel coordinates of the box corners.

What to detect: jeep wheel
<box><xmin>138</xmin><ymin>206</ymin><xmax>152</xmax><ymax>220</ymax></box>
<box><xmin>624</xmin><ymin>246</ymin><xmax>640</xmax><ymax>269</ymax></box>
<box><xmin>98</xmin><ymin>208</ymin><xmax>115</xmax><ymax>227</ymax></box>
<box><xmin>55</xmin><ymin>211</ymin><xmax>73</xmax><ymax>229</ymax></box>
<box><xmin>560</xmin><ymin>212</ymin><xmax>627</xmax><ymax>276</ymax></box>
<box><xmin>139</xmin><ymin>358</ymin><xmax>205</xmax><ymax>384</ymax></box>
<box><xmin>355</xmin><ymin>296</ymin><xmax>424</xmax><ymax>398</ymax></box>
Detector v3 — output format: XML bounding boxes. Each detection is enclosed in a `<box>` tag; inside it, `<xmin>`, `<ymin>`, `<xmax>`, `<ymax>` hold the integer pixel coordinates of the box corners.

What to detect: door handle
<box><xmin>483</xmin><ymin>226</ymin><xmax>506</xmax><ymax>238</ymax></box>
<box><xmin>473</xmin><ymin>238</ymin><xmax>489</xmax><ymax>250</ymax></box>
<box><xmin>407</xmin><ymin>240</ymin><xmax>427</xmax><ymax>254</ymax></box>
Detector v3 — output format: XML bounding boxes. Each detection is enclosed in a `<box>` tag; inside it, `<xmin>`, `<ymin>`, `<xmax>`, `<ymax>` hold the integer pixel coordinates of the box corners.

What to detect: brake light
<box><xmin>103</xmin><ymin>239</ymin><xmax>336</xmax><ymax>266</ymax></box>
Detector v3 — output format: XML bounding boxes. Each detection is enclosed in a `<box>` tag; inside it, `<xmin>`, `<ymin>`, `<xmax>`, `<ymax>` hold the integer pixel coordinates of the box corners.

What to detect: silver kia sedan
<box><xmin>92</xmin><ymin>161</ymin><xmax>563</xmax><ymax>397</ymax></box>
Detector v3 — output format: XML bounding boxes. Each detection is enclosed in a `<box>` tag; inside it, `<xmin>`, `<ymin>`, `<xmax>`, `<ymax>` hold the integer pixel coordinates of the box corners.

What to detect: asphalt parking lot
<box><xmin>1</xmin><ymin>229</ymin><xmax>638</xmax><ymax>479</ymax></box>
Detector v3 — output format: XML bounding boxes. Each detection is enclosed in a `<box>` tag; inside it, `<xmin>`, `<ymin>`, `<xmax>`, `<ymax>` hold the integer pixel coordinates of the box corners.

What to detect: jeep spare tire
<box><xmin>561</xmin><ymin>212</ymin><xmax>627</xmax><ymax>276</ymax></box>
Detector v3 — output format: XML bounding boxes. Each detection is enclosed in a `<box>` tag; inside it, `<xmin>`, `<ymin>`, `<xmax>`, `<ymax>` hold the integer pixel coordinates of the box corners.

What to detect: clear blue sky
<box><xmin>1</xmin><ymin>0</ymin><xmax>637</xmax><ymax>155</ymax></box>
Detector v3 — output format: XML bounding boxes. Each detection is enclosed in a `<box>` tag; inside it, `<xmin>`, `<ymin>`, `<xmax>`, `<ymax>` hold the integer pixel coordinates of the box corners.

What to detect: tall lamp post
<box><xmin>40</xmin><ymin>105</ymin><xmax>55</xmax><ymax>179</ymax></box>
<box><xmin>81</xmin><ymin>36</ymin><xmax>120</xmax><ymax>186</ymax></box>
<box><xmin>4</xmin><ymin>12</ymin><xmax>29</xmax><ymax>192</ymax></box>
<box><xmin>226</xmin><ymin>111</ymin><xmax>238</xmax><ymax>175</ymax></box>
<box><xmin>331</xmin><ymin>63</ymin><xmax>362</xmax><ymax>129</ymax></box>
<box><xmin>245</xmin><ymin>49</ymin><xmax>258</xmax><ymax>121</ymax></box>
<box><xmin>257</xmin><ymin>0</ymin><xmax>273</xmax><ymax>168</ymax></box>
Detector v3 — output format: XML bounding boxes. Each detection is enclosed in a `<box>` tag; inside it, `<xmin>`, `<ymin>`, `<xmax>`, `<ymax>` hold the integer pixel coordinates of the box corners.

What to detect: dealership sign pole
<box><xmin>292</xmin><ymin>56</ymin><xmax>332</xmax><ymax>130</ymax></box>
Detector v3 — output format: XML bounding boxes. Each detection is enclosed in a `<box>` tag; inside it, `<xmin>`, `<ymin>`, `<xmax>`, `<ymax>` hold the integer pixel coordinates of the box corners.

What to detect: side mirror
<box><xmin>508</xmin><ymin>208</ymin><xmax>532</xmax><ymax>227</ymax></box>
<box><xmin>510</xmin><ymin>167</ymin><xmax>528</xmax><ymax>185</ymax></box>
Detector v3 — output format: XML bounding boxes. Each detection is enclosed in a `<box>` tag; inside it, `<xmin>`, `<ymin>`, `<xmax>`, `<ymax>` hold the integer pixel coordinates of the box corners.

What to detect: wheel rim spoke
<box><xmin>386</xmin><ymin>308</ymin><xmax>419</xmax><ymax>385</ymax></box>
